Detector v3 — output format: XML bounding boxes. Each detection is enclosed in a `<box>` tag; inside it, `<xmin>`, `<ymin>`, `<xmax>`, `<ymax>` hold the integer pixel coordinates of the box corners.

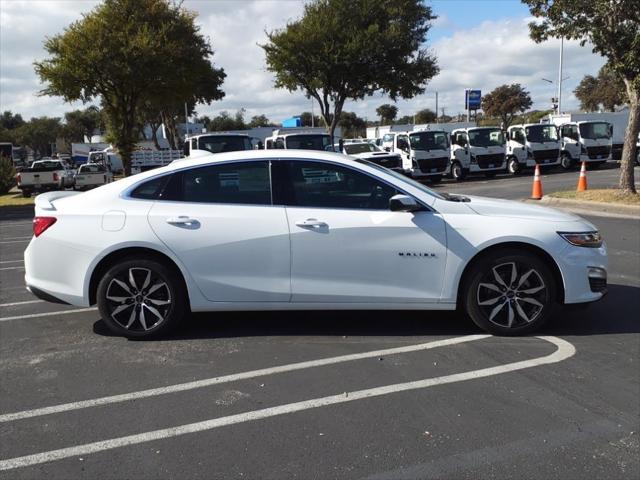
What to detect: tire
<box><xmin>560</xmin><ymin>153</ymin><xmax>574</xmax><ymax>170</ymax></box>
<box><xmin>451</xmin><ymin>162</ymin><xmax>466</xmax><ymax>181</ymax></box>
<box><xmin>507</xmin><ymin>157</ymin><xmax>521</xmax><ymax>175</ymax></box>
<box><xmin>463</xmin><ymin>249</ymin><xmax>557</xmax><ymax>336</ymax></box>
<box><xmin>96</xmin><ymin>257</ymin><xmax>188</xmax><ymax>339</ymax></box>
<box><xmin>484</xmin><ymin>171</ymin><xmax>497</xmax><ymax>178</ymax></box>
<box><xmin>429</xmin><ymin>174</ymin><xmax>442</xmax><ymax>184</ymax></box>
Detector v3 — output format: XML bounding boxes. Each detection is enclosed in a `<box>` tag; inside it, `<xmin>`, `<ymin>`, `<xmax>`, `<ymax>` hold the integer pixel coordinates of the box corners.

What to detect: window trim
<box><xmin>273</xmin><ymin>158</ymin><xmax>433</xmax><ymax>213</ymax></box>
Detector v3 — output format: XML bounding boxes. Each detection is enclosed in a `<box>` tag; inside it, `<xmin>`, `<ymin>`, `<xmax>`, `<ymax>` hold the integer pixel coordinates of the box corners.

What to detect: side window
<box><xmin>265</xmin><ymin>139</ymin><xmax>273</xmax><ymax>149</ymax></box>
<box><xmin>283</xmin><ymin>161</ymin><xmax>397</xmax><ymax>210</ymax></box>
<box><xmin>169</xmin><ymin>161</ymin><xmax>271</xmax><ymax>205</ymax></box>
<box><xmin>571</xmin><ymin>125</ymin><xmax>580</xmax><ymax>140</ymax></box>
<box><xmin>275</xmin><ymin>138</ymin><xmax>285</xmax><ymax>149</ymax></box>
<box><xmin>130</xmin><ymin>175</ymin><xmax>171</xmax><ymax>200</ymax></box>
<box><xmin>515</xmin><ymin>129</ymin><xmax>525</xmax><ymax>144</ymax></box>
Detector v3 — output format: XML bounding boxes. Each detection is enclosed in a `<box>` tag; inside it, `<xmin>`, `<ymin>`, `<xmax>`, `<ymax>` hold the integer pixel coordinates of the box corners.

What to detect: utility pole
<box><xmin>435</xmin><ymin>91</ymin><xmax>438</xmax><ymax>123</ymax></box>
<box><xmin>311</xmin><ymin>97</ymin><xmax>315</xmax><ymax>127</ymax></box>
<box><xmin>557</xmin><ymin>37</ymin><xmax>564</xmax><ymax>115</ymax></box>
<box><xmin>184</xmin><ymin>102</ymin><xmax>189</xmax><ymax>141</ymax></box>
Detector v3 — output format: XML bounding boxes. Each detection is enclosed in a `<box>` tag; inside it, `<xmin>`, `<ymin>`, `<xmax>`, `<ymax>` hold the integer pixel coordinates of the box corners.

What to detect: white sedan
<box><xmin>24</xmin><ymin>150</ymin><xmax>607</xmax><ymax>338</ymax></box>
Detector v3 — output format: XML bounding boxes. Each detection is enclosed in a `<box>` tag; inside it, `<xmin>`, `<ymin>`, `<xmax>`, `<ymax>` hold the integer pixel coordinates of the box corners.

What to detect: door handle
<box><xmin>295</xmin><ymin>218</ymin><xmax>328</xmax><ymax>228</ymax></box>
<box><xmin>166</xmin><ymin>216</ymin><xmax>198</xmax><ymax>226</ymax></box>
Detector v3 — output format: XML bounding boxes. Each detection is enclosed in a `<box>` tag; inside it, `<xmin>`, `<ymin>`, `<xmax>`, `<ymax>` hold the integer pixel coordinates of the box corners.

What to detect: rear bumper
<box><xmin>26</xmin><ymin>285</ymin><xmax>71</xmax><ymax>305</ymax></box>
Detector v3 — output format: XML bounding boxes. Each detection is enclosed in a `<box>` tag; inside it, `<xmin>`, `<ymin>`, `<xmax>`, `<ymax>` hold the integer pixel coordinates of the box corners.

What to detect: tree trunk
<box><xmin>619</xmin><ymin>80</ymin><xmax>638</xmax><ymax>194</ymax></box>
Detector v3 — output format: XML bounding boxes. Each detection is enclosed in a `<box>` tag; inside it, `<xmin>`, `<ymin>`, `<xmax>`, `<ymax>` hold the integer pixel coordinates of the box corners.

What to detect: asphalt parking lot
<box><xmin>1</xmin><ymin>165</ymin><xmax>639</xmax><ymax>479</ymax></box>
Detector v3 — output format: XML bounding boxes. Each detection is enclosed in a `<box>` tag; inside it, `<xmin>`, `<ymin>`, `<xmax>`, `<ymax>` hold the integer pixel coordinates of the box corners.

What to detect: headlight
<box><xmin>558</xmin><ymin>231</ymin><xmax>602</xmax><ymax>248</ymax></box>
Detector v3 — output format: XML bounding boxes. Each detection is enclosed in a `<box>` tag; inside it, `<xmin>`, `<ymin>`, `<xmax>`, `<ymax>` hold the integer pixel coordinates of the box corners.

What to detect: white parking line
<box><xmin>0</xmin><ymin>240</ymin><xmax>29</xmax><ymax>245</ymax></box>
<box><xmin>0</xmin><ymin>335</ymin><xmax>489</xmax><ymax>423</ymax></box>
<box><xmin>0</xmin><ymin>300</ymin><xmax>43</xmax><ymax>308</ymax></box>
<box><xmin>0</xmin><ymin>308</ymin><xmax>97</xmax><ymax>322</ymax></box>
<box><xmin>0</xmin><ymin>260</ymin><xmax>23</xmax><ymax>264</ymax></box>
<box><xmin>1</xmin><ymin>236</ymin><xmax>31</xmax><ymax>241</ymax></box>
<box><xmin>0</xmin><ymin>336</ymin><xmax>575</xmax><ymax>471</ymax></box>
<box><xmin>0</xmin><ymin>266</ymin><xmax>24</xmax><ymax>271</ymax></box>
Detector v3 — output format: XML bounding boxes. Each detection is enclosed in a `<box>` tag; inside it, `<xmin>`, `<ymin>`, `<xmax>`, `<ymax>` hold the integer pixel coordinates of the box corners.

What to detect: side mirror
<box><xmin>384</xmin><ymin>147</ymin><xmax>391</xmax><ymax>152</ymax></box>
<box><xmin>389</xmin><ymin>194</ymin><xmax>422</xmax><ymax>212</ymax></box>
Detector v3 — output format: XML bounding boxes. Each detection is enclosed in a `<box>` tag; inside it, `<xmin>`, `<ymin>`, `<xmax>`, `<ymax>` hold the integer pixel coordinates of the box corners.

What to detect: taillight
<box><xmin>33</xmin><ymin>217</ymin><xmax>57</xmax><ymax>237</ymax></box>
<box><xmin>53</xmin><ymin>172</ymin><xmax>59</xmax><ymax>181</ymax></box>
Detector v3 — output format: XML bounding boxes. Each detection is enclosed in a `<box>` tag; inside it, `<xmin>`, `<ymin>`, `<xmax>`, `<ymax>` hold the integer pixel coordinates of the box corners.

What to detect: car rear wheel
<box><xmin>97</xmin><ymin>257</ymin><xmax>187</xmax><ymax>338</ymax></box>
<box><xmin>463</xmin><ymin>249</ymin><xmax>556</xmax><ymax>336</ymax></box>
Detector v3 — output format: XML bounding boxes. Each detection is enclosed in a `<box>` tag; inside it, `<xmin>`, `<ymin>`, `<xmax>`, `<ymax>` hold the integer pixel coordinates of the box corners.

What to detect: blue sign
<box><xmin>465</xmin><ymin>90</ymin><xmax>482</xmax><ymax>109</ymax></box>
<box><xmin>282</xmin><ymin>117</ymin><xmax>302</xmax><ymax>128</ymax></box>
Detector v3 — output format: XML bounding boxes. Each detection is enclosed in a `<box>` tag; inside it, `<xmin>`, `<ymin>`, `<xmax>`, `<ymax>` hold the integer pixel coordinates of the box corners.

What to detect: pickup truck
<box><xmin>73</xmin><ymin>163</ymin><xmax>113</xmax><ymax>190</ymax></box>
<box><xmin>16</xmin><ymin>160</ymin><xmax>75</xmax><ymax>197</ymax></box>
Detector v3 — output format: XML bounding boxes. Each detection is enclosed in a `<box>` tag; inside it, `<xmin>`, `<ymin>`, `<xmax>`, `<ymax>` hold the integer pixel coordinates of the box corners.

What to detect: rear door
<box><xmin>274</xmin><ymin>159</ymin><xmax>447</xmax><ymax>303</ymax></box>
<box><xmin>147</xmin><ymin>160</ymin><xmax>291</xmax><ymax>302</ymax></box>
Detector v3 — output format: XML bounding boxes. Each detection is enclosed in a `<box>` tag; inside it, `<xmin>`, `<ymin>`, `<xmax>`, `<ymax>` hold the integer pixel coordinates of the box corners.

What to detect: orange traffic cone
<box><xmin>577</xmin><ymin>161</ymin><xmax>588</xmax><ymax>192</ymax></box>
<box><xmin>531</xmin><ymin>164</ymin><xmax>543</xmax><ymax>200</ymax></box>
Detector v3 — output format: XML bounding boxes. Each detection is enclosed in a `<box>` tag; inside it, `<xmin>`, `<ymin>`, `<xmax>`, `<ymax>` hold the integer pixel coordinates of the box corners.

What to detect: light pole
<box><xmin>542</xmin><ymin>77</ymin><xmax>569</xmax><ymax>115</ymax></box>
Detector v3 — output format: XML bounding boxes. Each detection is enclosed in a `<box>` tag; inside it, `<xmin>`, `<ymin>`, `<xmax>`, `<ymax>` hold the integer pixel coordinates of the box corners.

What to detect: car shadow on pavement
<box><xmin>92</xmin><ymin>283</ymin><xmax>640</xmax><ymax>341</ymax></box>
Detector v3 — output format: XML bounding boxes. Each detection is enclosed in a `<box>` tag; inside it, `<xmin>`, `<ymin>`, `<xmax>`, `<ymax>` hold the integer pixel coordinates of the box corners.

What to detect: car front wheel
<box><xmin>451</xmin><ymin>162</ymin><xmax>466</xmax><ymax>181</ymax></box>
<box><xmin>507</xmin><ymin>157</ymin><xmax>521</xmax><ymax>175</ymax></box>
<box><xmin>560</xmin><ymin>154</ymin><xmax>573</xmax><ymax>170</ymax></box>
<box><xmin>97</xmin><ymin>257</ymin><xmax>187</xmax><ymax>338</ymax></box>
<box><xmin>463</xmin><ymin>249</ymin><xmax>556</xmax><ymax>336</ymax></box>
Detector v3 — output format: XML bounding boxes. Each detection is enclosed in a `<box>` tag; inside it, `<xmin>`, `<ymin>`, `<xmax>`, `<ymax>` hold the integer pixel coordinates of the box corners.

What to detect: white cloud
<box><xmin>0</xmin><ymin>1</ymin><xmax>606</xmax><ymax>124</ymax></box>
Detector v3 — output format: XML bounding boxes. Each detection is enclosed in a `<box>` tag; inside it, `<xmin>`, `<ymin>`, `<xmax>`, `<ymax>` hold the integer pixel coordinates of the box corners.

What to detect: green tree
<box><xmin>415</xmin><ymin>108</ymin><xmax>437</xmax><ymax>124</ymax></box>
<box><xmin>206</xmin><ymin>110</ymin><xmax>247</xmax><ymax>131</ymax></box>
<box><xmin>338</xmin><ymin>111</ymin><xmax>367</xmax><ymax>138</ymax></box>
<box><xmin>248</xmin><ymin>114</ymin><xmax>274</xmax><ymax>128</ymax></box>
<box><xmin>482</xmin><ymin>84</ymin><xmax>533</xmax><ymax>128</ymax></box>
<box><xmin>299</xmin><ymin>111</ymin><xmax>324</xmax><ymax>127</ymax></box>
<box><xmin>35</xmin><ymin>0</ymin><xmax>225</xmax><ymax>175</ymax></box>
<box><xmin>575</xmin><ymin>65</ymin><xmax>628</xmax><ymax>112</ymax></box>
<box><xmin>574</xmin><ymin>74</ymin><xmax>601</xmax><ymax>112</ymax></box>
<box><xmin>376</xmin><ymin>104</ymin><xmax>398</xmax><ymax>125</ymax></box>
<box><xmin>0</xmin><ymin>155</ymin><xmax>16</xmax><ymax>195</ymax></box>
<box><xmin>523</xmin><ymin>0</ymin><xmax>640</xmax><ymax>193</ymax></box>
<box><xmin>0</xmin><ymin>111</ymin><xmax>25</xmax><ymax>130</ymax></box>
<box><xmin>61</xmin><ymin>106</ymin><xmax>103</xmax><ymax>144</ymax></box>
<box><xmin>395</xmin><ymin>115</ymin><xmax>414</xmax><ymax>125</ymax></box>
<box><xmin>262</xmin><ymin>0</ymin><xmax>438</xmax><ymax>144</ymax></box>
<box><xmin>13</xmin><ymin>117</ymin><xmax>62</xmax><ymax>158</ymax></box>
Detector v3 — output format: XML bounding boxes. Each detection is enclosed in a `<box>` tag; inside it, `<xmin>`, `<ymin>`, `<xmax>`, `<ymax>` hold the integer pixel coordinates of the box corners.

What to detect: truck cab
<box><xmin>381</xmin><ymin>129</ymin><xmax>450</xmax><ymax>182</ymax></box>
<box><xmin>450</xmin><ymin>127</ymin><xmax>506</xmax><ymax>179</ymax></box>
<box><xmin>558</xmin><ymin>121</ymin><xmax>612</xmax><ymax>169</ymax></box>
<box><xmin>335</xmin><ymin>141</ymin><xmax>402</xmax><ymax>171</ymax></box>
<box><xmin>506</xmin><ymin>123</ymin><xmax>561</xmax><ymax>174</ymax></box>
<box><xmin>264</xmin><ymin>129</ymin><xmax>332</xmax><ymax>151</ymax></box>
<box><xmin>184</xmin><ymin>133</ymin><xmax>255</xmax><ymax>156</ymax></box>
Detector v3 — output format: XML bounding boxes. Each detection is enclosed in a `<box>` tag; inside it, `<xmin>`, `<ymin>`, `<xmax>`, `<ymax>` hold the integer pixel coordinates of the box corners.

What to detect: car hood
<box><xmin>463</xmin><ymin>195</ymin><xmax>583</xmax><ymax>223</ymax></box>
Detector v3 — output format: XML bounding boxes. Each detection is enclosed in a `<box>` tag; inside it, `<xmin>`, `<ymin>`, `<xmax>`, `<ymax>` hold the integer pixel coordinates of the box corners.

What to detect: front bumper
<box><xmin>557</xmin><ymin>242</ymin><xmax>609</xmax><ymax>304</ymax></box>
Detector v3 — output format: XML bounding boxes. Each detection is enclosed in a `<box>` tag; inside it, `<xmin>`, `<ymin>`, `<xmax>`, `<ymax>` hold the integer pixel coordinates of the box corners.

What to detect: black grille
<box><xmin>370</xmin><ymin>155</ymin><xmax>401</xmax><ymax>169</ymax></box>
<box><xmin>586</xmin><ymin>145</ymin><xmax>611</xmax><ymax>159</ymax></box>
<box><xmin>533</xmin><ymin>149</ymin><xmax>560</xmax><ymax>162</ymax></box>
<box><xmin>417</xmin><ymin>157</ymin><xmax>448</xmax><ymax>173</ymax></box>
<box><xmin>476</xmin><ymin>153</ymin><xmax>504</xmax><ymax>169</ymax></box>
<box><xmin>589</xmin><ymin>277</ymin><xmax>607</xmax><ymax>293</ymax></box>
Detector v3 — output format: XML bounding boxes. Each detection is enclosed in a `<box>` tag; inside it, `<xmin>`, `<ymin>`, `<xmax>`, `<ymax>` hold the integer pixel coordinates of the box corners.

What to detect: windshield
<box><xmin>579</xmin><ymin>122</ymin><xmax>611</xmax><ymax>140</ymax></box>
<box><xmin>197</xmin><ymin>135</ymin><xmax>253</xmax><ymax>153</ymax></box>
<box><xmin>468</xmin><ymin>128</ymin><xmax>504</xmax><ymax>147</ymax></box>
<box><xmin>382</xmin><ymin>134</ymin><xmax>395</xmax><ymax>143</ymax></box>
<box><xmin>344</xmin><ymin>143</ymin><xmax>379</xmax><ymax>154</ymax></box>
<box><xmin>355</xmin><ymin>159</ymin><xmax>445</xmax><ymax>200</ymax></box>
<box><xmin>525</xmin><ymin>125</ymin><xmax>559</xmax><ymax>143</ymax></box>
<box><xmin>409</xmin><ymin>131</ymin><xmax>449</xmax><ymax>151</ymax></box>
<box><xmin>285</xmin><ymin>134</ymin><xmax>331</xmax><ymax>151</ymax></box>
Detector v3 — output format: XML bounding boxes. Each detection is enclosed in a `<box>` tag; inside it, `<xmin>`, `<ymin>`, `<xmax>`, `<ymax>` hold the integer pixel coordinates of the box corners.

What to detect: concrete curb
<box><xmin>523</xmin><ymin>196</ymin><xmax>640</xmax><ymax>219</ymax></box>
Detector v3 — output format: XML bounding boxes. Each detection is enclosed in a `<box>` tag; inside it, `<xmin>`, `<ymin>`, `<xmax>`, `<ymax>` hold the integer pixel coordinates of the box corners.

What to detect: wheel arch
<box><xmin>456</xmin><ymin>241</ymin><xmax>565</xmax><ymax>306</ymax></box>
<box><xmin>88</xmin><ymin>246</ymin><xmax>190</xmax><ymax>306</ymax></box>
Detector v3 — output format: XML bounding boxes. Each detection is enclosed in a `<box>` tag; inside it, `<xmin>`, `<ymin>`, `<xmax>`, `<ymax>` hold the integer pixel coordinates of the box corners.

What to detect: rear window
<box><xmin>79</xmin><ymin>164</ymin><xmax>105</xmax><ymax>173</ymax></box>
<box><xmin>130</xmin><ymin>175</ymin><xmax>171</xmax><ymax>200</ymax></box>
<box><xmin>30</xmin><ymin>161</ymin><xmax>64</xmax><ymax>172</ymax></box>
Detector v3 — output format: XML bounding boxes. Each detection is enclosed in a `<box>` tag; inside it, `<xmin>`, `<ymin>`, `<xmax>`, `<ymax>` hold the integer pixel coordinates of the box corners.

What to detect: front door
<box><xmin>148</xmin><ymin>160</ymin><xmax>291</xmax><ymax>302</ymax></box>
<box><xmin>275</xmin><ymin>160</ymin><xmax>447</xmax><ymax>303</ymax></box>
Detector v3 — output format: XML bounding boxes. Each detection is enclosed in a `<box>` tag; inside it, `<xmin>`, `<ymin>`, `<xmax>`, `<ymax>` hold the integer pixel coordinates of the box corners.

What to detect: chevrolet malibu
<box><xmin>25</xmin><ymin>150</ymin><xmax>607</xmax><ymax>338</ymax></box>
